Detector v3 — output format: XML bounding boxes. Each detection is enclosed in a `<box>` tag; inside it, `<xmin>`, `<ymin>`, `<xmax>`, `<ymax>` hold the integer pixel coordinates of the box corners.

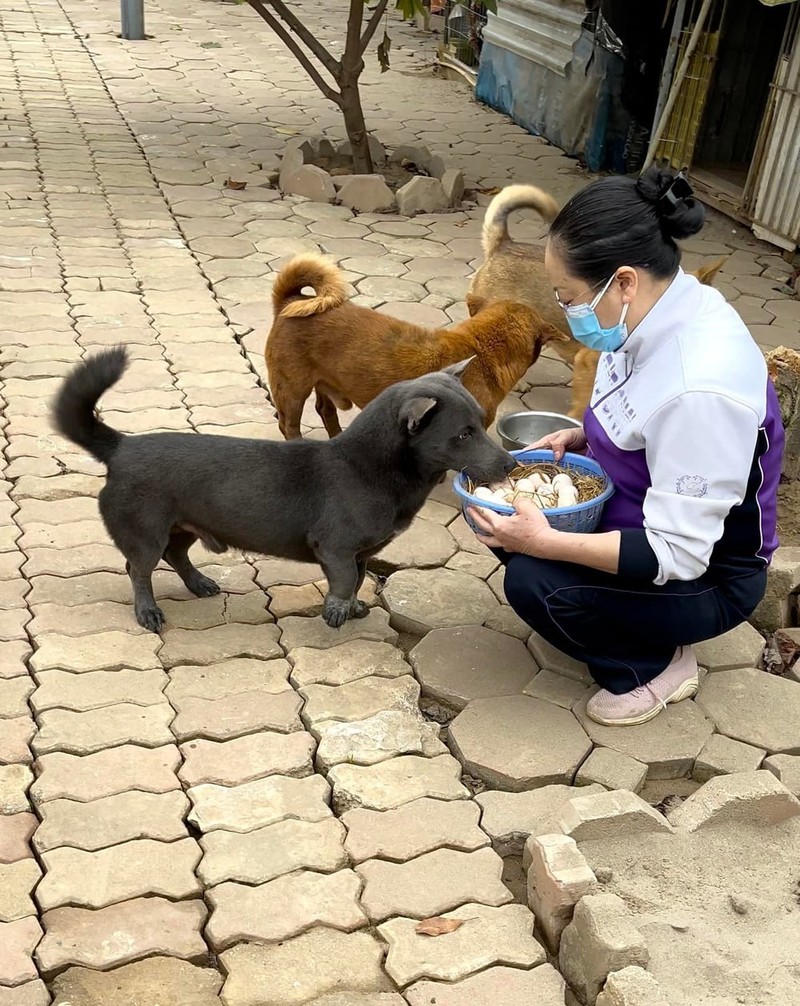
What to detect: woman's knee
<box><xmin>501</xmin><ymin>555</ymin><xmax>553</xmax><ymax>624</ymax></box>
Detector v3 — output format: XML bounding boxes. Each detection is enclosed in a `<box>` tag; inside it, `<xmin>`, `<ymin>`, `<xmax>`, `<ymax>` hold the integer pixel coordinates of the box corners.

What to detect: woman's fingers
<box><xmin>526</xmin><ymin>435</ymin><xmax>555</xmax><ymax>450</ymax></box>
<box><xmin>466</xmin><ymin>505</ymin><xmax>497</xmax><ymax>534</ymax></box>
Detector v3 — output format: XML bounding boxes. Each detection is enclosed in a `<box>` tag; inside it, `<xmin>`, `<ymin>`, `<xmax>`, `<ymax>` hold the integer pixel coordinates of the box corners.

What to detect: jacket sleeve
<box><xmin>617</xmin><ymin>390</ymin><xmax>760</xmax><ymax>585</ymax></box>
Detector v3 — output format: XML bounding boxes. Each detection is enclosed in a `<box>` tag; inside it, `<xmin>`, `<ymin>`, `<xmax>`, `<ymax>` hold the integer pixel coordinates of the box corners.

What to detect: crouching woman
<box><xmin>470</xmin><ymin>166</ymin><xmax>784</xmax><ymax>727</ymax></box>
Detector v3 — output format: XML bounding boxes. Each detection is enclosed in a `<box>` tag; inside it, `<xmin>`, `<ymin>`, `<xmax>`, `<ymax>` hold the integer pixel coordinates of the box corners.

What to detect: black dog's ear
<box><xmin>442</xmin><ymin>357</ymin><xmax>475</xmax><ymax>383</ymax></box>
<box><xmin>401</xmin><ymin>396</ymin><xmax>437</xmax><ymax>433</ymax></box>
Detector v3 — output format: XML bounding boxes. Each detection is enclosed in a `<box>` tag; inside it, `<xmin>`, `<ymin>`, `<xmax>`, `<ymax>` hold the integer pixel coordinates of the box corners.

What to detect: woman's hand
<box><xmin>468</xmin><ymin>496</ymin><xmax>557</xmax><ymax>555</ymax></box>
<box><xmin>527</xmin><ymin>426</ymin><xmax>587</xmax><ymax>461</ymax></box>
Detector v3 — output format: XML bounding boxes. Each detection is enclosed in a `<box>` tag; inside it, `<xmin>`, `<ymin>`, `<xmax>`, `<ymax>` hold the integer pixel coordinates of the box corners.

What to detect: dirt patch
<box><xmin>317</xmin><ymin>155</ymin><xmax>420</xmax><ymax>192</ymax></box>
<box><xmin>778</xmin><ymin>479</ymin><xmax>800</xmax><ymax>546</ymax></box>
<box><xmin>578</xmin><ymin>817</ymin><xmax>800</xmax><ymax>1005</ymax></box>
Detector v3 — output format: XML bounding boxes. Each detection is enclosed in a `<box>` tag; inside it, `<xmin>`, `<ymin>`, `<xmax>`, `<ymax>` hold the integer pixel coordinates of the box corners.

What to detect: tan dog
<box><xmin>467</xmin><ymin>184</ymin><xmax>726</xmax><ymax>418</ymax></box>
<box><xmin>265</xmin><ymin>254</ymin><xmax>569</xmax><ymax>440</ymax></box>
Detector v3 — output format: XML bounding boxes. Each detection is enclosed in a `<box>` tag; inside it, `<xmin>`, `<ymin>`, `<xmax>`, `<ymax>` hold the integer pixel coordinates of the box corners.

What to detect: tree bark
<box><xmin>766</xmin><ymin>346</ymin><xmax>800</xmax><ymax>481</ymax></box>
<box><xmin>340</xmin><ymin>0</ymin><xmax>373</xmax><ymax>174</ymax></box>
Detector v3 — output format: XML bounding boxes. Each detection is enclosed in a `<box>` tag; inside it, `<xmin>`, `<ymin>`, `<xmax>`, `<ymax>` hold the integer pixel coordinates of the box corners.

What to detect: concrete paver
<box><xmin>219</xmin><ymin>928</ymin><xmax>393</xmax><ymax>1006</ymax></box>
<box><xmin>49</xmin><ymin>958</ymin><xmax>223</xmax><ymax>1006</ymax></box>
<box><xmin>450</xmin><ymin>696</ymin><xmax>592</xmax><ymax>790</ymax></box>
<box><xmin>379</xmin><ymin>903</ymin><xmax>545</xmax><ymax>986</ymax></box>
<box><xmin>199</xmin><ymin>817</ymin><xmax>348</xmax><ymax>887</ymax></box>
<box><xmin>405</xmin><ymin>965</ymin><xmax>565</xmax><ymax>1006</ymax></box>
<box><xmin>356</xmin><ymin>846</ymin><xmax>512</xmax><ymax>922</ymax></box>
<box><xmin>0</xmin><ymin>813</ymin><xmax>37</xmax><ymax>865</ymax></box>
<box><xmin>36</xmin><ymin>898</ymin><xmax>208</xmax><ymax>974</ymax></box>
<box><xmin>36</xmin><ymin>837</ymin><xmax>202</xmax><ymax>910</ymax></box>
<box><xmin>206</xmin><ymin>869</ymin><xmax>367</xmax><ymax>949</ymax></box>
<box><xmin>30</xmin><ymin>746</ymin><xmax>181</xmax><ymax>804</ymax></box>
<box><xmin>33</xmin><ymin>790</ymin><xmax>190</xmax><ymax>852</ymax></box>
<box><xmin>0</xmin><ymin>0</ymin><xmax>795</xmax><ymax>1000</ymax></box>
<box><xmin>342</xmin><ymin>797</ymin><xmax>489</xmax><ymax>863</ymax></box>
<box><xmin>179</xmin><ymin>731</ymin><xmax>315</xmax><ymax>787</ymax></box>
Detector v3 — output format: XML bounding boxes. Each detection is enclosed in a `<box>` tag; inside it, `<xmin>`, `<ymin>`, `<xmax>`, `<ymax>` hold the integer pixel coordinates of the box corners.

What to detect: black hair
<box><xmin>548</xmin><ymin>163</ymin><xmax>705</xmax><ymax>285</ymax></box>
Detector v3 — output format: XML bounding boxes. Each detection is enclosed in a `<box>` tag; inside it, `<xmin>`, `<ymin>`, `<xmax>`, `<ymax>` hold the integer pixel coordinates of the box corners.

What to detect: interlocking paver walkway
<box><xmin>1</xmin><ymin>0</ymin><xmax>798</xmax><ymax>1002</ymax></box>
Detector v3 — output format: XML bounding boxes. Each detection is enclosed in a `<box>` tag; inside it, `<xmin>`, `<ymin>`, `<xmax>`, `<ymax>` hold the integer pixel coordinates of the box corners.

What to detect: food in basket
<box><xmin>468</xmin><ymin>461</ymin><xmax>605</xmax><ymax>511</ymax></box>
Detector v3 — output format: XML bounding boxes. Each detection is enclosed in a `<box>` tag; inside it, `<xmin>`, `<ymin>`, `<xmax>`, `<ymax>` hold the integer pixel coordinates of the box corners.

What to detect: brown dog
<box><xmin>265</xmin><ymin>254</ymin><xmax>569</xmax><ymax>439</ymax></box>
<box><xmin>467</xmin><ymin>184</ymin><xmax>726</xmax><ymax>418</ymax></box>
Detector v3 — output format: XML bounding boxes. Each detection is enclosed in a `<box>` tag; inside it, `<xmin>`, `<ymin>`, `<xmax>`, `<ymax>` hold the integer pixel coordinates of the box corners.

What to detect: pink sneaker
<box><xmin>586</xmin><ymin>647</ymin><xmax>699</xmax><ymax>727</ymax></box>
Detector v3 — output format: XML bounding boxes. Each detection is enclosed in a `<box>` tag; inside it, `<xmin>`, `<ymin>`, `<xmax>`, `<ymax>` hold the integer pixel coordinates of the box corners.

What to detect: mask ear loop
<box><xmin>619</xmin><ymin>301</ymin><xmax>630</xmax><ymax>326</ymax></box>
<box><xmin>589</xmin><ymin>273</ymin><xmax>617</xmax><ymax>310</ymax></box>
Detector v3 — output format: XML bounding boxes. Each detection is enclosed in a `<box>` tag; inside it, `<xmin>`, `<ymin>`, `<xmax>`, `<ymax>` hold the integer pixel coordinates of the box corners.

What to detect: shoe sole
<box><xmin>586</xmin><ymin>676</ymin><xmax>700</xmax><ymax>728</ymax></box>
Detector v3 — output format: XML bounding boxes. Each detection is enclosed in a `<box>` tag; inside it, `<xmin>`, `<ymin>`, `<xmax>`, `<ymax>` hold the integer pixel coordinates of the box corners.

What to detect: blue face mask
<box><xmin>560</xmin><ymin>273</ymin><xmax>630</xmax><ymax>353</ymax></box>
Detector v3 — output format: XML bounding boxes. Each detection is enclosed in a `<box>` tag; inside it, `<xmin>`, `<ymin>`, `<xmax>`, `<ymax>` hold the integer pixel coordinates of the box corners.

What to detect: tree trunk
<box><xmin>766</xmin><ymin>345</ymin><xmax>800</xmax><ymax>481</ymax></box>
<box><xmin>340</xmin><ymin>0</ymin><xmax>373</xmax><ymax>174</ymax></box>
<box><xmin>340</xmin><ymin>73</ymin><xmax>373</xmax><ymax>174</ymax></box>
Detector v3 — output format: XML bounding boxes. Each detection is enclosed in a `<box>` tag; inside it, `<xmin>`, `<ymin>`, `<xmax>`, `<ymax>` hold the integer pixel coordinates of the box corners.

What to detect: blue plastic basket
<box><xmin>452</xmin><ymin>449</ymin><xmax>615</xmax><ymax>534</ymax></box>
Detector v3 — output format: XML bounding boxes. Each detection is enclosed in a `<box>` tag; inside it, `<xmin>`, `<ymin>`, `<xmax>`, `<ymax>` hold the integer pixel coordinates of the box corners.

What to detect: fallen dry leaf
<box><xmin>415</xmin><ymin>916</ymin><xmax>466</xmax><ymax>937</ymax></box>
<box><xmin>225</xmin><ymin>178</ymin><xmax>247</xmax><ymax>190</ymax></box>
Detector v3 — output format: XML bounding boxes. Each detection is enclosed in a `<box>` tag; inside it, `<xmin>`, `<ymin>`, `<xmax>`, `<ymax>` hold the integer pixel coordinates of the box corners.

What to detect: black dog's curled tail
<box><xmin>52</xmin><ymin>346</ymin><xmax>128</xmax><ymax>464</ymax></box>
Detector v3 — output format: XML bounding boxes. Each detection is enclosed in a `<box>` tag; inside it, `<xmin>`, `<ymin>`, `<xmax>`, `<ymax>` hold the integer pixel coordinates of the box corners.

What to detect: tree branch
<box><xmin>247</xmin><ymin>0</ymin><xmax>342</xmax><ymax>80</ymax></box>
<box><xmin>247</xmin><ymin>0</ymin><xmax>341</xmax><ymax>104</ymax></box>
<box><xmin>360</xmin><ymin>0</ymin><xmax>389</xmax><ymax>56</ymax></box>
<box><xmin>343</xmin><ymin>0</ymin><xmax>365</xmax><ymax>73</ymax></box>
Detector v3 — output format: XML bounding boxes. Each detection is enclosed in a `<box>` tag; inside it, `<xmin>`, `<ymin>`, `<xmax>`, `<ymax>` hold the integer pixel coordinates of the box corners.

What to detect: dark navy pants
<box><xmin>496</xmin><ymin>550</ymin><xmax>766</xmax><ymax>694</ymax></box>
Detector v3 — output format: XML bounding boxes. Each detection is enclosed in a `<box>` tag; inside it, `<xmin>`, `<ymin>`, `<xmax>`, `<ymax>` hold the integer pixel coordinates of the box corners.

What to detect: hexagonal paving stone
<box><xmin>409</xmin><ymin>626</ymin><xmax>537</xmax><ymax>710</ymax></box>
<box><xmin>372</xmin><ymin>520</ymin><xmax>457</xmax><ymax>572</ymax></box>
<box><xmin>449</xmin><ymin>696</ymin><xmax>592</xmax><ymax>791</ymax></box>
<box><xmin>694</xmin><ymin>623</ymin><xmax>765</xmax><ymax>671</ymax></box>
<box><xmin>696</xmin><ymin>668</ymin><xmax>800</xmax><ymax>753</ymax></box>
<box><xmin>526</xmin><ymin>633</ymin><xmax>592</xmax><ymax>684</ymax></box>
<box><xmin>382</xmin><ymin>568</ymin><xmax>499</xmax><ymax>635</ymax></box>
<box><xmin>573</xmin><ymin>695</ymin><xmax>714</xmax><ymax>779</ymax></box>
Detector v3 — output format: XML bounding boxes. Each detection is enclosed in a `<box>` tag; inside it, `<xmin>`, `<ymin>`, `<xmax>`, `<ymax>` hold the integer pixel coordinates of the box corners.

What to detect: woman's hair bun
<box><xmin>635</xmin><ymin>163</ymin><xmax>705</xmax><ymax>241</ymax></box>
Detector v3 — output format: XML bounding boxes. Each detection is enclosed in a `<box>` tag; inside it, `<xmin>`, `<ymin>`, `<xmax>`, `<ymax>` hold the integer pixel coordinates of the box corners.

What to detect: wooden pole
<box><xmin>645</xmin><ymin>0</ymin><xmax>715</xmax><ymax>167</ymax></box>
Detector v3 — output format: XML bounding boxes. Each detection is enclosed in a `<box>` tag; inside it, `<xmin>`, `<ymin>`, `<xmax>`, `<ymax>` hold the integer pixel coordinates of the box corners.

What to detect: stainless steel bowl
<box><xmin>496</xmin><ymin>411</ymin><xmax>581</xmax><ymax>452</ymax></box>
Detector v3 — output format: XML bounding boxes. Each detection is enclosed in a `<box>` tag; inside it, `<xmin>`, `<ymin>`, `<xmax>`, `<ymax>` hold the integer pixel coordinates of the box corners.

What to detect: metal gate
<box><xmin>747</xmin><ymin>5</ymin><xmax>800</xmax><ymax>251</ymax></box>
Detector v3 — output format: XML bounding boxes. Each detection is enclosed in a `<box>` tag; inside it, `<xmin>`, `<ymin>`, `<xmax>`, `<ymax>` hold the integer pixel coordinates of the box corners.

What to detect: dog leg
<box><xmin>163</xmin><ymin>530</ymin><xmax>221</xmax><ymax>597</ymax></box>
<box><xmin>316</xmin><ymin>550</ymin><xmax>360</xmax><ymax>628</ymax></box>
<box><xmin>124</xmin><ymin>544</ymin><xmax>166</xmax><ymax>633</ymax></box>
<box><xmin>272</xmin><ymin>387</ymin><xmax>306</xmax><ymax>441</ymax></box>
<box><xmin>315</xmin><ymin>389</ymin><xmax>343</xmax><ymax>438</ymax></box>
<box><xmin>569</xmin><ymin>348</ymin><xmax>600</xmax><ymax>419</ymax></box>
<box><xmin>350</xmin><ymin>557</ymin><xmax>369</xmax><ymax>618</ymax></box>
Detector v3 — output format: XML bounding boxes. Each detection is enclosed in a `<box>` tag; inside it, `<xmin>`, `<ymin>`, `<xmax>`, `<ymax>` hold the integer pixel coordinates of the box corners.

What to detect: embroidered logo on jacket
<box><xmin>676</xmin><ymin>475</ymin><xmax>709</xmax><ymax>498</ymax></box>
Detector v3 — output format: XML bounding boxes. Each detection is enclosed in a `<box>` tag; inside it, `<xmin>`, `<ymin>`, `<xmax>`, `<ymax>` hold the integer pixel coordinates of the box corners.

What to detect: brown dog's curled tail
<box><xmin>52</xmin><ymin>346</ymin><xmax>127</xmax><ymax>465</ymax></box>
<box><xmin>272</xmin><ymin>254</ymin><xmax>348</xmax><ymax>319</ymax></box>
<box><xmin>481</xmin><ymin>184</ymin><xmax>560</xmax><ymax>258</ymax></box>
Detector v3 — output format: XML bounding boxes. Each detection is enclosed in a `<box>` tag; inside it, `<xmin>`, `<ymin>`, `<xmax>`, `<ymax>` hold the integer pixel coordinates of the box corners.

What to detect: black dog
<box><xmin>52</xmin><ymin>347</ymin><xmax>514</xmax><ymax>632</ymax></box>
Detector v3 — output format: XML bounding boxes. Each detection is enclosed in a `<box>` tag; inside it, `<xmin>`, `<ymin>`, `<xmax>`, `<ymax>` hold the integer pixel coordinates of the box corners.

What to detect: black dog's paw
<box><xmin>322</xmin><ymin>596</ymin><xmax>350</xmax><ymax>629</ymax></box>
<box><xmin>136</xmin><ymin>604</ymin><xmax>165</xmax><ymax>633</ymax></box>
<box><xmin>188</xmin><ymin>572</ymin><xmax>220</xmax><ymax>597</ymax></box>
<box><xmin>350</xmin><ymin>599</ymin><xmax>369</xmax><ymax>619</ymax></box>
